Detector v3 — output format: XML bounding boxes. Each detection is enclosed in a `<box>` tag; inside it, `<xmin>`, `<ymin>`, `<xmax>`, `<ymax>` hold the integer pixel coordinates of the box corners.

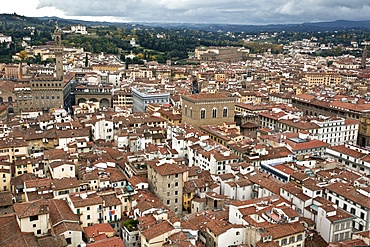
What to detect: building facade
<box><xmin>13</xmin><ymin>26</ymin><xmax>71</xmax><ymax>113</ymax></box>
<box><xmin>147</xmin><ymin>159</ymin><xmax>188</xmax><ymax>214</ymax></box>
<box><xmin>181</xmin><ymin>93</ymin><xmax>237</xmax><ymax>128</ymax></box>
<box><xmin>132</xmin><ymin>88</ymin><xmax>170</xmax><ymax>113</ymax></box>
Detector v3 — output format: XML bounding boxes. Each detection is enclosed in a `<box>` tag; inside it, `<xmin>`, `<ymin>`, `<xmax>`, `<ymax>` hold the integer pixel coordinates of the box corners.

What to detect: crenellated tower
<box><xmin>54</xmin><ymin>22</ymin><xmax>64</xmax><ymax>79</ymax></box>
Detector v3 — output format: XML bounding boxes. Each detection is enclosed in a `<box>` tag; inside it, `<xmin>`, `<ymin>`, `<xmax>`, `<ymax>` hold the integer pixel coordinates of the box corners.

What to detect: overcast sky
<box><xmin>3</xmin><ymin>0</ymin><xmax>370</xmax><ymax>24</ymax></box>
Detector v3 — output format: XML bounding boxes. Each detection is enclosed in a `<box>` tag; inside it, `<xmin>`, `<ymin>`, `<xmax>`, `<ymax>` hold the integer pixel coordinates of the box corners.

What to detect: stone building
<box><xmin>146</xmin><ymin>158</ymin><xmax>188</xmax><ymax>214</ymax></box>
<box><xmin>13</xmin><ymin>25</ymin><xmax>72</xmax><ymax>113</ymax></box>
<box><xmin>181</xmin><ymin>92</ymin><xmax>238</xmax><ymax>128</ymax></box>
<box><xmin>132</xmin><ymin>88</ymin><xmax>170</xmax><ymax>113</ymax></box>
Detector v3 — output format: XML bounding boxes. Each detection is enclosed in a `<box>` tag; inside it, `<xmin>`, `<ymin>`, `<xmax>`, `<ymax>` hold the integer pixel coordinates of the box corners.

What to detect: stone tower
<box><xmin>54</xmin><ymin>22</ymin><xmax>63</xmax><ymax>79</ymax></box>
<box><xmin>361</xmin><ymin>45</ymin><xmax>367</xmax><ymax>70</ymax></box>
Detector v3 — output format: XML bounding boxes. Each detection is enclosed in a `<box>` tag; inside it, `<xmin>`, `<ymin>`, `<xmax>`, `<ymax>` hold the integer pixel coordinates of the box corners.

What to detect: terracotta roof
<box><xmin>86</xmin><ymin>236</ymin><xmax>124</xmax><ymax>247</ymax></box>
<box><xmin>69</xmin><ymin>191</ymin><xmax>103</xmax><ymax>208</ymax></box>
<box><xmin>48</xmin><ymin>199</ymin><xmax>79</xmax><ymax>226</ymax></box>
<box><xmin>83</xmin><ymin>223</ymin><xmax>115</xmax><ymax>238</ymax></box>
<box><xmin>265</xmin><ymin>222</ymin><xmax>305</xmax><ymax>239</ymax></box>
<box><xmin>51</xmin><ymin>177</ymin><xmax>80</xmax><ymax>190</ymax></box>
<box><xmin>328</xmin><ymin>145</ymin><xmax>365</xmax><ymax>159</ymax></box>
<box><xmin>325</xmin><ymin>182</ymin><xmax>370</xmax><ymax>208</ymax></box>
<box><xmin>0</xmin><ymin>214</ymin><xmax>37</xmax><ymax>247</ymax></box>
<box><xmin>50</xmin><ymin>160</ymin><xmax>75</xmax><ymax>169</ymax></box>
<box><xmin>141</xmin><ymin>220</ymin><xmax>175</xmax><ymax>241</ymax></box>
<box><xmin>13</xmin><ymin>199</ymin><xmax>49</xmax><ymax>219</ymax></box>
<box><xmin>147</xmin><ymin>160</ymin><xmax>188</xmax><ymax>176</ymax></box>
<box><xmin>53</xmin><ymin>222</ymin><xmax>82</xmax><ymax>236</ymax></box>
<box><xmin>24</xmin><ymin>177</ymin><xmax>52</xmax><ymax>189</ymax></box>
<box><xmin>207</xmin><ymin>219</ymin><xmax>243</xmax><ymax>236</ymax></box>
<box><xmin>0</xmin><ymin>191</ymin><xmax>13</xmax><ymax>207</ymax></box>
<box><xmin>101</xmin><ymin>194</ymin><xmax>121</xmax><ymax>207</ymax></box>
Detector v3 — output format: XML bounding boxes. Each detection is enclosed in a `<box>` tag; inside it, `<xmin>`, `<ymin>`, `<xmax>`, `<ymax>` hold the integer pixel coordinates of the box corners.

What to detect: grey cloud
<box><xmin>36</xmin><ymin>0</ymin><xmax>370</xmax><ymax>24</ymax></box>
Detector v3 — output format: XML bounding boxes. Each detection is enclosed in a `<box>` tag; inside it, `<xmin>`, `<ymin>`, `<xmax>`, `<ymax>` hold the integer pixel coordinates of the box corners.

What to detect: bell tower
<box><xmin>54</xmin><ymin>21</ymin><xmax>63</xmax><ymax>79</ymax></box>
<box><xmin>361</xmin><ymin>45</ymin><xmax>367</xmax><ymax>70</ymax></box>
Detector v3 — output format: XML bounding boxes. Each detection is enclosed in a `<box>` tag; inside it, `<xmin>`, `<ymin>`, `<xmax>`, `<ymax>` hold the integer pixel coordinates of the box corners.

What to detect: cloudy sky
<box><xmin>3</xmin><ymin>0</ymin><xmax>370</xmax><ymax>24</ymax></box>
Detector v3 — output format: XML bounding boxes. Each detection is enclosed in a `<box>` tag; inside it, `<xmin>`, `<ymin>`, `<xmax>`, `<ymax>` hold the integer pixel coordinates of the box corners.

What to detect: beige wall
<box><xmin>18</xmin><ymin>213</ymin><xmax>49</xmax><ymax>236</ymax></box>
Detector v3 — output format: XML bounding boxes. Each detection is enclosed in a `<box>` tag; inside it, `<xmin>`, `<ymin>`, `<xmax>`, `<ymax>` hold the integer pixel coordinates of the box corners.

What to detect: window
<box><xmin>184</xmin><ymin>105</ymin><xmax>188</xmax><ymax>116</ymax></box>
<box><xmin>37</xmin><ymin>229</ymin><xmax>41</xmax><ymax>235</ymax></box>
<box><xmin>87</xmin><ymin>207</ymin><xmax>90</xmax><ymax>211</ymax></box>
<box><xmin>350</xmin><ymin>208</ymin><xmax>356</xmax><ymax>215</ymax></box>
<box><xmin>212</xmin><ymin>108</ymin><xmax>217</xmax><ymax>118</ymax></box>
<box><xmin>200</xmin><ymin>109</ymin><xmax>206</xmax><ymax>119</ymax></box>
<box><xmin>30</xmin><ymin>215</ymin><xmax>38</xmax><ymax>221</ymax></box>
<box><xmin>175</xmin><ymin>182</ymin><xmax>178</xmax><ymax>187</ymax></box>
<box><xmin>297</xmin><ymin>234</ymin><xmax>303</xmax><ymax>241</ymax></box>
<box><xmin>223</xmin><ymin>107</ymin><xmax>228</xmax><ymax>117</ymax></box>
<box><xmin>87</xmin><ymin>215</ymin><xmax>90</xmax><ymax>220</ymax></box>
<box><xmin>33</xmin><ymin>224</ymin><xmax>36</xmax><ymax>228</ymax></box>
<box><xmin>361</xmin><ymin>212</ymin><xmax>365</xmax><ymax>219</ymax></box>
<box><xmin>66</xmin><ymin>238</ymin><xmax>72</xmax><ymax>245</ymax></box>
<box><xmin>190</xmin><ymin>107</ymin><xmax>193</xmax><ymax>118</ymax></box>
<box><xmin>281</xmin><ymin>238</ymin><xmax>287</xmax><ymax>246</ymax></box>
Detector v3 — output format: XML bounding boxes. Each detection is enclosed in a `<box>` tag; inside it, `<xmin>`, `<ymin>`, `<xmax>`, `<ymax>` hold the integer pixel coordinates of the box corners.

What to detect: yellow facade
<box><xmin>0</xmin><ymin>162</ymin><xmax>11</xmax><ymax>191</ymax></box>
<box><xmin>305</xmin><ymin>72</ymin><xmax>341</xmax><ymax>86</ymax></box>
<box><xmin>183</xmin><ymin>192</ymin><xmax>194</xmax><ymax>211</ymax></box>
<box><xmin>14</xmin><ymin>161</ymin><xmax>35</xmax><ymax>177</ymax></box>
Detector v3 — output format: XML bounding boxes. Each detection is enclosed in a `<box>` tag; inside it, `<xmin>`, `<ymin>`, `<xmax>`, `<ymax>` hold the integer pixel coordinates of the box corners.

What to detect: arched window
<box><xmin>8</xmin><ymin>96</ymin><xmax>12</xmax><ymax>102</ymax></box>
<box><xmin>212</xmin><ymin>108</ymin><xmax>217</xmax><ymax>118</ymax></box>
<box><xmin>200</xmin><ymin>109</ymin><xmax>206</xmax><ymax>119</ymax></box>
<box><xmin>223</xmin><ymin>107</ymin><xmax>228</xmax><ymax>117</ymax></box>
<box><xmin>184</xmin><ymin>105</ymin><xmax>188</xmax><ymax>116</ymax></box>
<box><xmin>0</xmin><ymin>97</ymin><xmax>3</xmax><ymax>103</ymax></box>
<box><xmin>190</xmin><ymin>107</ymin><xmax>193</xmax><ymax>118</ymax></box>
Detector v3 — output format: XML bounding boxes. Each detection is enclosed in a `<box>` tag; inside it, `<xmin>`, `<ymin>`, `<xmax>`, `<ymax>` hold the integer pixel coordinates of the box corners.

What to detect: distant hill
<box><xmin>1</xmin><ymin>13</ymin><xmax>370</xmax><ymax>33</ymax></box>
<box><xmin>38</xmin><ymin>17</ymin><xmax>370</xmax><ymax>33</ymax></box>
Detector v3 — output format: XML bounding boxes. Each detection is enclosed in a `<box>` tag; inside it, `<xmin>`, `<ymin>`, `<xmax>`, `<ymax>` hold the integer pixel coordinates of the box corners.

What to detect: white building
<box><xmin>325</xmin><ymin>182</ymin><xmax>370</xmax><ymax>232</ymax></box>
<box><xmin>326</xmin><ymin>144</ymin><xmax>370</xmax><ymax>175</ymax></box>
<box><xmin>309</xmin><ymin>116</ymin><xmax>359</xmax><ymax>146</ymax></box>
<box><xmin>71</xmin><ymin>24</ymin><xmax>87</xmax><ymax>35</ymax></box>
<box><xmin>205</xmin><ymin>220</ymin><xmax>247</xmax><ymax>247</ymax></box>
<box><xmin>188</xmin><ymin>144</ymin><xmax>240</xmax><ymax>174</ymax></box>
<box><xmin>224</xmin><ymin>179</ymin><xmax>253</xmax><ymax>201</ymax></box>
<box><xmin>0</xmin><ymin>33</ymin><xmax>12</xmax><ymax>43</ymax></box>
<box><xmin>49</xmin><ymin>161</ymin><xmax>75</xmax><ymax>179</ymax></box>
<box><xmin>315</xmin><ymin>202</ymin><xmax>354</xmax><ymax>243</ymax></box>
<box><xmin>89</xmin><ymin>117</ymin><xmax>114</xmax><ymax>142</ymax></box>
<box><xmin>67</xmin><ymin>191</ymin><xmax>103</xmax><ymax>227</ymax></box>
<box><xmin>48</xmin><ymin>199</ymin><xmax>83</xmax><ymax>247</ymax></box>
<box><xmin>13</xmin><ymin>199</ymin><xmax>50</xmax><ymax>237</ymax></box>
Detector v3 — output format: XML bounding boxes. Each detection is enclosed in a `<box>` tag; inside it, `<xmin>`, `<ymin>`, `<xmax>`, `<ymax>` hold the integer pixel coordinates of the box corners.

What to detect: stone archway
<box><xmin>78</xmin><ymin>98</ymin><xmax>87</xmax><ymax>104</ymax></box>
<box><xmin>100</xmin><ymin>98</ymin><xmax>110</xmax><ymax>108</ymax></box>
